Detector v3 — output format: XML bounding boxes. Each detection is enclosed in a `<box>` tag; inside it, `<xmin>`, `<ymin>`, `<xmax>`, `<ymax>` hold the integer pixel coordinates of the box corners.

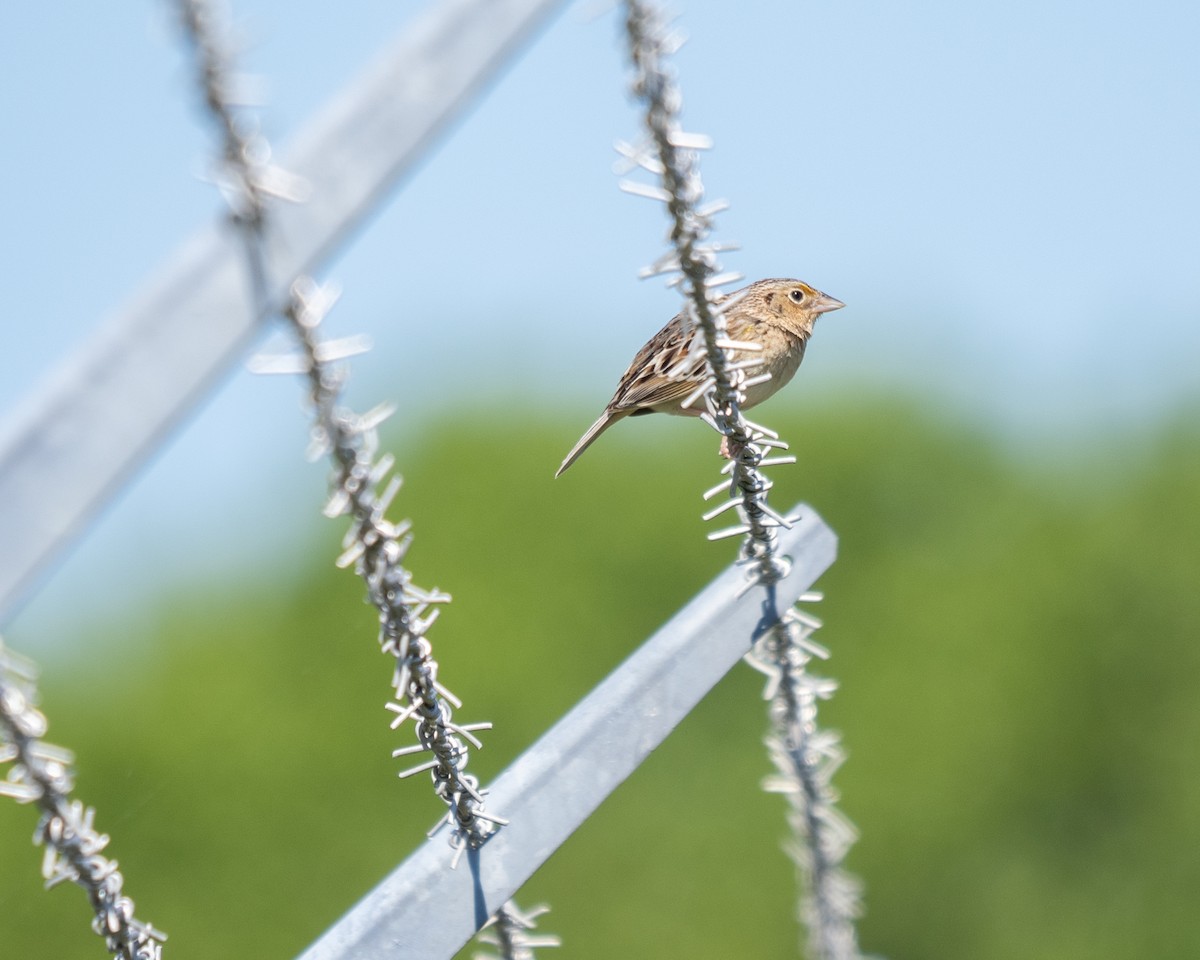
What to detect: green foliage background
<box><xmin>1</xmin><ymin>399</ymin><xmax>1198</xmax><ymax>958</ymax></box>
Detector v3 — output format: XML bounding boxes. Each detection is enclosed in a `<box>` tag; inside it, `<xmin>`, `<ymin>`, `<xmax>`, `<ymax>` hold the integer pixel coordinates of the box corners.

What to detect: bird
<box><xmin>555</xmin><ymin>278</ymin><xmax>844</xmax><ymax>477</ymax></box>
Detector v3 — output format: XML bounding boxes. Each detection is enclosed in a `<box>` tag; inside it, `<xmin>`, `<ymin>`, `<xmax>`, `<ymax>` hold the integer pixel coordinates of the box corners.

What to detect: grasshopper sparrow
<box><xmin>556</xmin><ymin>278</ymin><xmax>843</xmax><ymax>477</ymax></box>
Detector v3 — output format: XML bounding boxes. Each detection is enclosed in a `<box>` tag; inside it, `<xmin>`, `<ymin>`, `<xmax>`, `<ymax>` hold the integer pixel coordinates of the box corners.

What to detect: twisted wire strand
<box><xmin>175</xmin><ymin>0</ymin><xmax>500</xmax><ymax>858</ymax></box>
<box><xmin>623</xmin><ymin>4</ymin><xmax>866</xmax><ymax>956</ymax></box>
<box><xmin>0</xmin><ymin>641</ymin><xmax>166</xmax><ymax>960</ymax></box>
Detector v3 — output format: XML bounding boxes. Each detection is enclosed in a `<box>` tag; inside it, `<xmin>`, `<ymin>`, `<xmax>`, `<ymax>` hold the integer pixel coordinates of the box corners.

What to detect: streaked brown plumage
<box><xmin>556</xmin><ymin>278</ymin><xmax>844</xmax><ymax>476</ymax></box>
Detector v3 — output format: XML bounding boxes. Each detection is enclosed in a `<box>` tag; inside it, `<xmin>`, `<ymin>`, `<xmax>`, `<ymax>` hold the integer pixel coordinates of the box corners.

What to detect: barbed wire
<box><xmin>174</xmin><ymin>0</ymin><xmax>502</xmax><ymax>860</ymax></box>
<box><xmin>472</xmin><ymin>901</ymin><xmax>561</xmax><ymax>960</ymax></box>
<box><xmin>622</xmin><ymin>3</ymin><xmax>867</xmax><ymax>957</ymax></box>
<box><xmin>286</xmin><ymin>282</ymin><xmax>504</xmax><ymax>858</ymax></box>
<box><xmin>0</xmin><ymin>641</ymin><xmax>167</xmax><ymax>960</ymax></box>
<box><xmin>621</xmin><ymin>0</ymin><xmax>799</xmax><ymax>586</ymax></box>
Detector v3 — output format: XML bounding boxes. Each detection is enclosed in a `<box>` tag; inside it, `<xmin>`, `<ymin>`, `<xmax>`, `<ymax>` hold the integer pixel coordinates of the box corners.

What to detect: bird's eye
<box><xmin>789</xmin><ymin>289</ymin><xmax>805</xmax><ymax>303</ymax></box>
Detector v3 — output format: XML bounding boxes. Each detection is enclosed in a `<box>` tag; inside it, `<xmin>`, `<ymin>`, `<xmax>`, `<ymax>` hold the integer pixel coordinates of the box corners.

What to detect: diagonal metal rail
<box><xmin>0</xmin><ymin>0</ymin><xmax>566</xmax><ymax>624</ymax></box>
<box><xmin>295</xmin><ymin>504</ymin><xmax>837</xmax><ymax>960</ymax></box>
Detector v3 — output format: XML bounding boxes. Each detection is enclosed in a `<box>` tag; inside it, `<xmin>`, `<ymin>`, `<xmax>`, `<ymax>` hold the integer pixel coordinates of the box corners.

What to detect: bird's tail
<box><xmin>555</xmin><ymin>408</ymin><xmax>625</xmax><ymax>477</ymax></box>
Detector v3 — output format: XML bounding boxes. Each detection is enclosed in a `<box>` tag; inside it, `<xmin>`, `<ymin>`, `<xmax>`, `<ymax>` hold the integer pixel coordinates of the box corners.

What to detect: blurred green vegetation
<box><xmin>1</xmin><ymin>397</ymin><xmax>1198</xmax><ymax>959</ymax></box>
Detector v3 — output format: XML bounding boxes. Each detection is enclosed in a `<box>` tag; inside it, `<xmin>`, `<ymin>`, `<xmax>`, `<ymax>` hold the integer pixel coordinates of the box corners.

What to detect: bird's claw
<box><xmin>719</xmin><ymin>435</ymin><xmax>746</xmax><ymax>460</ymax></box>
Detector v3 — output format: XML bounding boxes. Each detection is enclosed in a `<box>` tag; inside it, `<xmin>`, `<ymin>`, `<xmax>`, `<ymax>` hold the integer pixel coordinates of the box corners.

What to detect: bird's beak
<box><xmin>812</xmin><ymin>292</ymin><xmax>845</xmax><ymax>315</ymax></box>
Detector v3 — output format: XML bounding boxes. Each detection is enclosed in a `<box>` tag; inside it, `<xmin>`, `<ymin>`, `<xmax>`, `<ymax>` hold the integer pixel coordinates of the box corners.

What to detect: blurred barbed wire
<box><xmin>748</xmin><ymin>602</ymin><xmax>864</xmax><ymax>960</ymax></box>
<box><xmin>472</xmin><ymin>902</ymin><xmax>561</xmax><ymax>960</ymax></box>
<box><xmin>0</xmin><ymin>641</ymin><xmax>166</xmax><ymax>960</ymax></box>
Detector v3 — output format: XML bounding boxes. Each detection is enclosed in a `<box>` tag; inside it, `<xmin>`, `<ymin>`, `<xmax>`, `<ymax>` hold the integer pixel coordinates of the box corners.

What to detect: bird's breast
<box><xmin>739</xmin><ymin>337</ymin><xmax>807</xmax><ymax>409</ymax></box>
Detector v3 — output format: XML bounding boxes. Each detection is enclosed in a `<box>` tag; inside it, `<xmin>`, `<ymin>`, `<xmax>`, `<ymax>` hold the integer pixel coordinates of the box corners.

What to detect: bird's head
<box><xmin>749</xmin><ymin>278</ymin><xmax>845</xmax><ymax>338</ymax></box>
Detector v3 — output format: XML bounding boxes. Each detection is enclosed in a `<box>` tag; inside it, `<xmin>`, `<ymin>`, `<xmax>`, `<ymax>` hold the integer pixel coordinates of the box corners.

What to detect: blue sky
<box><xmin>2</xmin><ymin>0</ymin><xmax>1197</xmax><ymax>641</ymax></box>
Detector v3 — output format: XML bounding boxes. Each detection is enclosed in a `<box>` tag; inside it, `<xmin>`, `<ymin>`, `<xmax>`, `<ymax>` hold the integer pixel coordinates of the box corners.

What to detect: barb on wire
<box><xmin>175</xmin><ymin>0</ymin><xmax>500</xmax><ymax>860</ymax></box>
<box><xmin>0</xmin><ymin>641</ymin><xmax>166</xmax><ymax>960</ymax></box>
<box><xmin>746</xmin><ymin>596</ymin><xmax>864</xmax><ymax>960</ymax></box>
<box><xmin>621</xmin><ymin>0</ymin><xmax>795</xmax><ymax>585</ymax></box>
<box><xmin>473</xmin><ymin>901</ymin><xmax>561</xmax><ymax>960</ymax></box>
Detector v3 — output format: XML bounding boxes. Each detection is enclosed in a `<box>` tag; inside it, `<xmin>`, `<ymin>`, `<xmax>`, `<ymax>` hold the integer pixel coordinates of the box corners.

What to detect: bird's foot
<box><xmin>719</xmin><ymin>435</ymin><xmax>746</xmax><ymax>460</ymax></box>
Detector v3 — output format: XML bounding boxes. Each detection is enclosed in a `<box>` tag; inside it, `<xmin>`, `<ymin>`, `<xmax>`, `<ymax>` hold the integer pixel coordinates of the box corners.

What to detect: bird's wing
<box><xmin>609</xmin><ymin>314</ymin><xmax>710</xmax><ymax>412</ymax></box>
